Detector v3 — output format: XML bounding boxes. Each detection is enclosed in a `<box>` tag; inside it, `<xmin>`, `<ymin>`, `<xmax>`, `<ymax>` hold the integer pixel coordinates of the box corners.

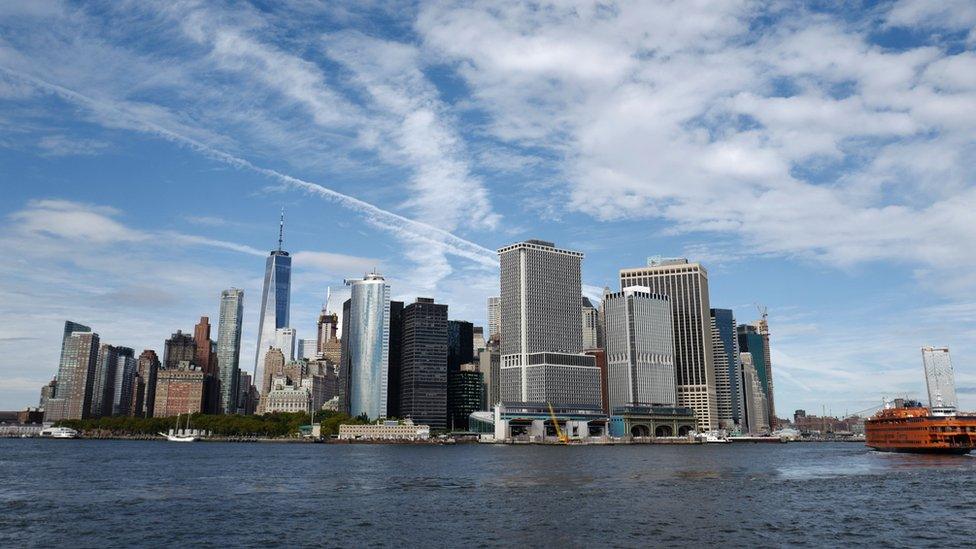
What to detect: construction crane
<box><xmin>547</xmin><ymin>402</ymin><xmax>569</xmax><ymax>444</ymax></box>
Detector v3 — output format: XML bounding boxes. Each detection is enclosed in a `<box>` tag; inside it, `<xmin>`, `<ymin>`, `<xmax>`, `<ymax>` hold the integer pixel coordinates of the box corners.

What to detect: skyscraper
<box><xmin>163</xmin><ymin>330</ymin><xmax>196</xmax><ymax>371</ymax></box>
<box><xmin>399</xmin><ymin>297</ymin><xmax>448</xmax><ymax>428</ymax></box>
<box><xmin>112</xmin><ymin>347</ymin><xmax>137</xmax><ymax>416</ymax></box>
<box><xmin>317</xmin><ymin>289</ymin><xmax>341</xmax><ymax>364</ymax></box>
<box><xmin>582</xmin><ymin>296</ymin><xmax>599</xmax><ymax>349</ymax></box>
<box><xmin>472</xmin><ymin>326</ymin><xmax>486</xmax><ymax>356</ymax></box>
<box><xmin>738</xmin><ymin>323</ymin><xmax>775</xmax><ymax>427</ymax></box>
<box><xmin>217</xmin><ymin>288</ymin><xmax>244</xmax><ymax>414</ymax></box>
<box><xmin>261</xmin><ymin>347</ymin><xmax>286</xmax><ymax>396</ymax></box>
<box><xmin>254</xmin><ymin>211</ymin><xmax>292</xmax><ymax>394</ymax></box>
<box><xmin>387</xmin><ymin>300</ymin><xmax>404</xmax><ymax>418</ymax></box>
<box><xmin>922</xmin><ymin>347</ymin><xmax>958</xmax><ymax>415</ymax></box>
<box><xmin>603</xmin><ymin>287</ymin><xmax>676</xmax><ymax>409</ymax></box>
<box><xmin>487</xmin><ymin>296</ymin><xmax>501</xmax><ymax>341</ymax></box>
<box><xmin>133</xmin><ymin>350</ymin><xmax>160</xmax><ymax>418</ymax></box>
<box><xmin>448</xmin><ymin>364</ymin><xmax>483</xmax><ymax>430</ymax></box>
<box><xmin>498</xmin><ymin>240</ymin><xmax>601</xmax><ymax>407</ymax></box>
<box><xmin>620</xmin><ymin>258</ymin><xmax>718</xmax><ymax>431</ymax></box>
<box><xmin>45</xmin><ymin>331</ymin><xmax>100</xmax><ymax>421</ymax></box>
<box><xmin>274</xmin><ymin>327</ymin><xmax>297</xmax><ymax>361</ymax></box>
<box><xmin>448</xmin><ymin>320</ymin><xmax>474</xmax><ymax>374</ymax></box>
<box><xmin>339</xmin><ymin>272</ymin><xmax>391</xmax><ymax>420</ymax></box>
<box><xmin>740</xmin><ymin>352</ymin><xmax>768</xmax><ymax>433</ymax></box>
<box><xmin>90</xmin><ymin>344</ymin><xmax>119</xmax><ymax>418</ymax></box>
<box><xmin>194</xmin><ymin>316</ymin><xmax>215</xmax><ymax>376</ymax></box>
<box><xmin>297</xmin><ymin>339</ymin><xmax>318</xmax><ymax>360</ymax></box>
<box><xmin>710</xmin><ymin>309</ymin><xmax>743</xmax><ymax>429</ymax></box>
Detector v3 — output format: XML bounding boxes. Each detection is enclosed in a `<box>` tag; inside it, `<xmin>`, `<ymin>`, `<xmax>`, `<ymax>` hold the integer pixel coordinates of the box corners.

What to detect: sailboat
<box><xmin>158</xmin><ymin>412</ymin><xmax>200</xmax><ymax>442</ymax></box>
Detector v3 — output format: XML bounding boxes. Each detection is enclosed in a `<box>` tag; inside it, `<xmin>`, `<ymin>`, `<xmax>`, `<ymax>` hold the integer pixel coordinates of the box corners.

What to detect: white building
<box><xmin>275</xmin><ymin>327</ymin><xmax>297</xmax><ymax>361</ymax></box>
<box><xmin>620</xmin><ymin>258</ymin><xmax>718</xmax><ymax>432</ymax></box>
<box><xmin>740</xmin><ymin>353</ymin><xmax>768</xmax><ymax>433</ymax></box>
<box><xmin>487</xmin><ymin>296</ymin><xmax>501</xmax><ymax>341</ymax></box>
<box><xmin>603</xmin><ymin>287</ymin><xmax>675</xmax><ymax>409</ymax></box>
<box><xmin>297</xmin><ymin>338</ymin><xmax>318</xmax><ymax>360</ymax></box>
<box><xmin>263</xmin><ymin>376</ymin><xmax>311</xmax><ymax>414</ymax></box>
<box><xmin>338</xmin><ymin>420</ymin><xmax>430</xmax><ymax>440</ymax></box>
<box><xmin>922</xmin><ymin>347</ymin><xmax>958</xmax><ymax>415</ymax></box>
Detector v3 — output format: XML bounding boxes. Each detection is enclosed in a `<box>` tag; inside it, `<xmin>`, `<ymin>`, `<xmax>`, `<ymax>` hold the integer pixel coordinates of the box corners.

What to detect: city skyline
<box><xmin>2</xmin><ymin>1</ymin><xmax>976</xmax><ymax>418</ymax></box>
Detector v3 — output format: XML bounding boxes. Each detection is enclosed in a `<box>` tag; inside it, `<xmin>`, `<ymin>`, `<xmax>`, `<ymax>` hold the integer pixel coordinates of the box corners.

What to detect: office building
<box><xmin>297</xmin><ymin>339</ymin><xmax>318</xmax><ymax>360</ymax></box>
<box><xmin>740</xmin><ymin>353</ymin><xmax>768</xmax><ymax>433</ymax></box>
<box><xmin>263</xmin><ymin>376</ymin><xmax>311</xmax><ymax>414</ymax></box>
<box><xmin>237</xmin><ymin>371</ymin><xmax>257</xmax><ymax>415</ymax></box>
<box><xmin>131</xmin><ymin>350</ymin><xmax>160</xmax><ymax>418</ymax></box>
<box><xmin>498</xmin><ymin>240</ymin><xmax>601</xmax><ymax>408</ymax></box>
<box><xmin>619</xmin><ymin>258</ymin><xmax>718</xmax><ymax>431</ymax></box>
<box><xmin>216</xmin><ymin>288</ymin><xmax>244</xmax><ymax>415</ymax></box>
<box><xmin>399</xmin><ymin>298</ymin><xmax>449</xmax><ymax>429</ymax></box>
<box><xmin>90</xmin><ymin>344</ymin><xmax>119</xmax><ymax>418</ymax></box>
<box><xmin>448</xmin><ymin>320</ymin><xmax>474</xmax><ymax>373</ymax></box>
<box><xmin>163</xmin><ymin>330</ymin><xmax>196</xmax><ymax>371</ymax></box>
<box><xmin>39</xmin><ymin>378</ymin><xmax>56</xmax><ymax>410</ymax></box>
<box><xmin>274</xmin><ymin>327</ymin><xmax>297</xmax><ymax>362</ymax></box>
<box><xmin>45</xmin><ymin>331</ymin><xmax>100</xmax><ymax>421</ymax></box>
<box><xmin>388</xmin><ymin>300</ymin><xmax>404</xmax><ymax>418</ymax></box>
<box><xmin>582</xmin><ymin>297</ymin><xmax>599</xmax><ymax>349</ymax></box>
<box><xmin>710</xmin><ymin>309</ymin><xmax>743</xmax><ymax>429</ymax></box>
<box><xmin>479</xmin><ymin>336</ymin><xmax>500</xmax><ymax>408</ymax></box>
<box><xmin>487</xmin><ymin>296</ymin><xmax>501</xmax><ymax>341</ymax></box>
<box><xmin>922</xmin><ymin>347</ymin><xmax>958</xmax><ymax>415</ymax></box>
<box><xmin>583</xmin><ymin>348</ymin><xmax>609</xmax><ymax>414</ymax></box>
<box><xmin>473</xmin><ymin>326</ymin><xmax>486</xmax><ymax>356</ymax></box>
<box><xmin>448</xmin><ymin>363</ymin><xmax>484</xmax><ymax>430</ymax></box>
<box><xmin>738</xmin><ymin>322</ymin><xmax>776</xmax><ymax>427</ymax></box>
<box><xmin>254</xmin><ymin>211</ymin><xmax>292</xmax><ymax>394</ymax></box>
<box><xmin>261</xmin><ymin>347</ymin><xmax>286</xmax><ymax>396</ymax></box>
<box><xmin>193</xmin><ymin>316</ymin><xmax>216</xmax><ymax>375</ymax></box>
<box><xmin>339</xmin><ymin>272</ymin><xmax>391</xmax><ymax>420</ymax></box>
<box><xmin>153</xmin><ymin>361</ymin><xmax>208</xmax><ymax>417</ymax></box>
<box><xmin>112</xmin><ymin>347</ymin><xmax>137</xmax><ymax>416</ymax></box>
<box><xmin>603</xmin><ymin>287</ymin><xmax>676</xmax><ymax>409</ymax></box>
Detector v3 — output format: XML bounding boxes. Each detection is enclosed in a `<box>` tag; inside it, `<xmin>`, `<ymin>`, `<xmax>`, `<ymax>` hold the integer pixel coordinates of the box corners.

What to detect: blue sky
<box><xmin>2</xmin><ymin>0</ymin><xmax>976</xmax><ymax>416</ymax></box>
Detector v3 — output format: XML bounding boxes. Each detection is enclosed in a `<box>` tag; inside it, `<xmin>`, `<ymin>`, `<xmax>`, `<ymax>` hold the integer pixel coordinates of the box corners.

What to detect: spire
<box><xmin>277</xmin><ymin>207</ymin><xmax>285</xmax><ymax>252</ymax></box>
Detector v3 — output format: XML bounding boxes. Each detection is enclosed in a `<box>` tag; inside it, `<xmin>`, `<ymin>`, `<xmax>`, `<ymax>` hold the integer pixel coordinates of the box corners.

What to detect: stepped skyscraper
<box><xmin>254</xmin><ymin>210</ymin><xmax>292</xmax><ymax>394</ymax></box>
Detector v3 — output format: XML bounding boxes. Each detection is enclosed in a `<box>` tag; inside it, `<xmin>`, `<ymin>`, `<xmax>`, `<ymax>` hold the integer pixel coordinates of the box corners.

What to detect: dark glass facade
<box><xmin>399</xmin><ymin>298</ymin><xmax>448</xmax><ymax>429</ymax></box>
<box><xmin>448</xmin><ymin>369</ymin><xmax>483</xmax><ymax>431</ymax></box>
<box><xmin>447</xmin><ymin>320</ymin><xmax>473</xmax><ymax>373</ymax></box>
<box><xmin>387</xmin><ymin>300</ymin><xmax>404</xmax><ymax>418</ymax></box>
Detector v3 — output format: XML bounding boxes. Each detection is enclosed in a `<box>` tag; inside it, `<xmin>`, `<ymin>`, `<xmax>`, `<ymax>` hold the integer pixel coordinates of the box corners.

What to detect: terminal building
<box><xmin>469</xmin><ymin>403</ymin><xmax>608</xmax><ymax>441</ymax></box>
<box><xmin>608</xmin><ymin>405</ymin><xmax>697</xmax><ymax>438</ymax></box>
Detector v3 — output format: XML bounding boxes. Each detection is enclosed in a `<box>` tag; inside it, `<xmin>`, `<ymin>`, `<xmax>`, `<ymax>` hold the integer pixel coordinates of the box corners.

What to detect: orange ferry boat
<box><xmin>865</xmin><ymin>400</ymin><xmax>976</xmax><ymax>454</ymax></box>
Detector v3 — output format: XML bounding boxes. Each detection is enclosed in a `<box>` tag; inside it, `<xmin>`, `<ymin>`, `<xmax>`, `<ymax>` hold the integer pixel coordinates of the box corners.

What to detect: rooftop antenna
<box><xmin>277</xmin><ymin>207</ymin><xmax>285</xmax><ymax>252</ymax></box>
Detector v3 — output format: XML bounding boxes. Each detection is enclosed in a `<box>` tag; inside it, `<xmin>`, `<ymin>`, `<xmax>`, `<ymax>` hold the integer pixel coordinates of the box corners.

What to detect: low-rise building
<box><xmin>263</xmin><ymin>376</ymin><xmax>311</xmax><ymax>414</ymax></box>
<box><xmin>608</xmin><ymin>405</ymin><xmax>697</xmax><ymax>438</ymax></box>
<box><xmin>338</xmin><ymin>420</ymin><xmax>430</xmax><ymax>440</ymax></box>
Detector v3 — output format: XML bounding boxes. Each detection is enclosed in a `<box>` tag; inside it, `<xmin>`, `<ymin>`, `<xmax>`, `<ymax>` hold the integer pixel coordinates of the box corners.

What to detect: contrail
<box><xmin>0</xmin><ymin>67</ymin><xmax>500</xmax><ymax>269</ymax></box>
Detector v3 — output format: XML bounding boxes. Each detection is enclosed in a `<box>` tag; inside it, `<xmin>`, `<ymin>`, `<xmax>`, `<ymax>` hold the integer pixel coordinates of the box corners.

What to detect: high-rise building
<box><xmin>473</xmin><ymin>326</ymin><xmax>486</xmax><ymax>356</ymax></box>
<box><xmin>112</xmin><ymin>347</ymin><xmax>137</xmax><ymax>416</ymax></box>
<box><xmin>237</xmin><ymin>370</ymin><xmax>257</xmax><ymax>415</ymax></box>
<box><xmin>254</xmin><ymin>211</ymin><xmax>292</xmax><ymax>394</ymax></box>
<box><xmin>581</xmin><ymin>297</ymin><xmax>599</xmax><ymax>349</ymax></box>
<box><xmin>583</xmin><ymin>348</ymin><xmax>609</xmax><ymax>414</ymax></box>
<box><xmin>738</xmin><ymin>323</ymin><xmax>775</xmax><ymax>427</ymax></box>
<box><xmin>193</xmin><ymin>316</ymin><xmax>216</xmax><ymax>376</ymax></box>
<box><xmin>216</xmin><ymin>288</ymin><xmax>244</xmax><ymax>415</ymax></box>
<box><xmin>297</xmin><ymin>339</ymin><xmax>318</xmax><ymax>360</ymax></box>
<box><xmin>59</xmin><ymin>320</ymin><xmax>90</xmax><ymax>360</ymax></box>
<box><xmin>274</xmin><ymin>327</ymin><xmax>297</xmax><ymax>362</ymax></box>
<box><xmin>603</xmin><ymin>287</ymin><xmax>676</xmax><ymax>410</ymax></box>
<box><xmin>710</xmin><ymin>309</ymin><xmax>743</xmax><ymax>429</ymax></box>
<box><xmin>399</xmin><ymin>298</ymin><xmax>448</xmax><ymax>429</ymax></box>
<box><xmin>922</xmin><ymin>347</ymin><xmax>958</xmax><ymax>415</ymax></box>
<box><xmin>261</xmin><ymin>347</ymin><xmax>286</xmax><ymax>397</ymax></box>
<box><xmin>131</xmin><ymin>350</ymin><xmax>160</xmax><ymax>417</ymax></box>
<box><xmin>448</xmin><ymin>364</ymin><xmax>483</xmax><ymax>430</ymax></box>
<box><xmin>387</xmin><ymin>300</ymin><xmax>404</xmax><ymax>418</ymax></box>
<box><xmin>90</xmin><ymin>344</ymin><xmax>119</xmax><ymax>418</ymax></box>
<box><xmin>45</xmin><ymin>331</ymin><xmax>99</xmax><ymax>422</ymax></box>
<box><xmin>339</xmin><ymin>272</ymin><xmax>391</xmax><ymax>420</ymax></box>
<box><xmin>740</xmin><ymin>352</ymin><xmax>768</xmax><ymax>433</ymax></box>
<box><xmin>39</xmin><ymin>378</ymin><xmax>57</xmax><ymax>410</ymax></box>
<box><xmin>317</xmin><ymin>292</ymin><xmax>341</xmax><ymax>364</ymax></box>
<box><xmin>620</xmin><ymin>258</ymin><xmax>717</xmax><ymax>431</ymax></box>
<box><xmin>154</xmin><ymin>361</ymin><xmax>208</xmax><ymax>417</ymax></box>
<box><xmin>479</xmin><ymin>336</ymin><xmax>500</xmax><ymax>408</ymax></box>
<box><xmin>498</xmin><ymin>240</ymin><xmax>601</xmax><ymax>408</ymax></box>
<box><xmin>487</xmin><ymin>296</ymin><xmax>501</xmax><ymax>341</ymax></box>
<box><xmin>163</xmin><ymin>330</ymin><xmax>196</xmax><ymax>371</ymax></box>
<box><xmin>448</xmin><ymin>320</ymin><xmax>474</xmax><ymax>374</ymax></box>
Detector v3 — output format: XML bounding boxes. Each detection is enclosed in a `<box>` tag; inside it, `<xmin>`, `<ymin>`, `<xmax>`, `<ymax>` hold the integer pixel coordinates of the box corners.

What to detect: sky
<box><xmin>1</xmin><ymin>0</ymin><xmax>976</xmax><ymax>417</ymax></box>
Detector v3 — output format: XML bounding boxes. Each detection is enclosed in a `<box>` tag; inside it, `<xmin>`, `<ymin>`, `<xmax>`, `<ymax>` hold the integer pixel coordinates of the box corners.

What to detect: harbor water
<box><xmin>1</xmin><ymin>440</ymin><xmax>974</xmax><ymax>547</ymax></box>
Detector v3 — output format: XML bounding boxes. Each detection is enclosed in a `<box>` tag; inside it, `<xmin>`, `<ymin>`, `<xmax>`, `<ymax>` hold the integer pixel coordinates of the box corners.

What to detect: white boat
<box><xmin>39</xmin><ymin>426</ymin><xmax>79</xmax><ymax>439</ymax></box>
<box><xmin>158</xmin><ymin>413</ymin><xmax>201</xmax><ymax>442</ymax></box>
<box><xmin>701</xmin><ymin>431</ymin><xmax>730</xmax><ymax>443</ymax></box>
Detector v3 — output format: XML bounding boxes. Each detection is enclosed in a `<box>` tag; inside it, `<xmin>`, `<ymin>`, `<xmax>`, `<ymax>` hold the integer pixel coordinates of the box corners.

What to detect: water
<box><xmin>1</xmin><ymin>440</ymin><xmax>974</xmax><ymax>547</ymax></box>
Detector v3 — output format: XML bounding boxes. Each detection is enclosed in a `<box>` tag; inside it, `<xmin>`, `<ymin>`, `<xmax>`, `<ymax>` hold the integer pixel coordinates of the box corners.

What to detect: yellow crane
<box><xmin>547</xmin><ymin>402</ymin><xmax>569</xmax><ymax>443</ymax></box>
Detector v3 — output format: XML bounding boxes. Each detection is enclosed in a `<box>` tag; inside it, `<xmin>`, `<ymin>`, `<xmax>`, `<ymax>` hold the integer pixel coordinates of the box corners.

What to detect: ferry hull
<box><xmin>864</xmin><ymin>406</ymin><xmax>976</xmax><ymax>455</ymax></box>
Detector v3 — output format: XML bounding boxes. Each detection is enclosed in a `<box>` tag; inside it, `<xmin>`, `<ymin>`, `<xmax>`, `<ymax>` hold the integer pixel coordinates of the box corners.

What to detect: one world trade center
<box><xmin>254</xmin><ymin>210</ymin><xmax>291</xmax><ymax>393</ymax></box>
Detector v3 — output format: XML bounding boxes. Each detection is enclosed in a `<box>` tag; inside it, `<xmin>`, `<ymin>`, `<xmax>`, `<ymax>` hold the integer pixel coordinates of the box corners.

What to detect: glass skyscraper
<box><xmin>217</xmin><ymin>288</ymin><xmax>244</xmax><ymax>414</ymax></box>
<box><xmin>254</xmin><ymin>215</ymin><xmax>291</xmax><ymax>394</ymax></box>
<box><xmin>339</xmin><ymin>272</ymin><xmax>390</xmax><ymax>420</ymax></box>
<box><xmin>710</xmin><ymin>308</ymin><xmax>743</xmax><ymax>429</ymax></box>
<box><xmin>922</xmin><ymin>346</ymin><xmax>957</xmax><ymax>415</ymax></box>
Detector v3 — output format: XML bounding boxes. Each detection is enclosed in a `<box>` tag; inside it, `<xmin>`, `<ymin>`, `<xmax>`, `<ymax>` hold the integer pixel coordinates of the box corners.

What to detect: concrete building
<box><xmin>237</xmin><ymin>371</ymin><xmax>257</xmax><ymax>415</ymax></box>
<box><xmin>340</xmin><ymin>272</ymin><xmax>391</xmax><ymax>420</ymax></box>
<box><xmin>297</xmin><ymin>339</ymin><xmax>318</xmax><ymax>360</ymax></box>
<box><xmin>153</xmin><ymin>361</ymin><xmax>208</xmax><ymax>417</ymax></box>
<box><xmin>740</xmin><ymin>353</ymin><xmax>768</xmax><ymax>433</ymax></box>
<box><xmin>39</xmin><ymin>377</ymin><xmax>56</xmax><ymax>410</ymax></box>
<box><xmin>619</xmin><ymin>258</ymin><xmax>718</xmax><ymax>431</ymax></box>
<box><xmin>131</xmin><ymin>350</ymin><xmax>160</xmax><ymax>418</ymax></box>
<box><xmin>479</xmin><ymin>336</ymin><xmax>500</xmax><ymax>408</ymax></box>
<box><xmin>473</xmin><ymin>326</ymin><xmax>486</xmax><ymax>356</ymax></box>
<box><xmin>582</xmin><ymin>296</ymin><xmax>599</xmax><ymax>349</ymax></box>
<box><xmin>90</xmin><ymin>343</ymin><xmax>119</xmax><ymax>418</ymax></box>
<box><xmin>448</xmin><ymin>363</ymin><xmax>483</xmax><ymax>430</ymax></box>
<box><xmin>583</xmin><ymin>348</ymin><xmax>609</xmax><ymax>414</ymax></box>
<box><xmin>194</xmin><ymin>316</ymin><xmax>216</xmax><ymax>376</ymax></box>
<box><xmin>263</xmin><ymin>376</ymin><xmax>311</xmax><ymax>414</ymax></box>
<box><xmin>317</xmin><ymin>302</ymin><xmax>341</xmax><ymax>364</ymax></box>
<box><xmin>922</xmin><ymin>346</ymin><xmax>958</xmax><ymax>415</ymax></box>
<box><xmin>163</xmin><ymin>330</ymin><xmax>196</xmax><ymax>371</ymax></box>
<box><xmin>45</xmin><ymin>331</ymin><xmax>100</xmax><ymax>422</ymax></box>
<box><xmin>498</xmin><ymin>240</ymin><xmax>601</xmax><ymax>408</ymax></box>
<box><xmin>216</xmin><ymin>288</ymin><xmax>244</xmax><ymax>415</ymax></box>
<box><xmin>274</xmin><ymin>327</ymin><xmax>297</xmax><ymax>362</ymax></box>
<box><xmin>738</xmin><ymin>323</ymin><xmax>776</xmax><ymax>428</ymax></box>
<box><xmin>471</xmin><ymin>403</ymin><xmax>608</xmax><ymax>441</ymax></box>
<box><xmin>487</xmin><ymin>296</ymin><xmax>501</xmax><ymax>341</ymax></box>
<box><xmin>254</xmin><ymin>212</ymin><xmax>292</xmax><ymax>395</ymax></box>
<box><xmin>338</xmin><ymin>420</ymin><xmax>430</xmax><ymax>440</ymax></box>
<box><xmin>710</xmin><ymin>309</ymin><xmax>743</xmax><ymax>430</ymax></box>
<box><xmin>261</xmin><ymin>347</ymin><xmax>286</xmax><ymax>397</ymax></box>
<box><xmin>603</xmin><ymin>286</ymin><xmax>675</xmax><ymax>410</ymax></box>
<box><xmin>399</xmin><ymin>298</ymin><xmax>449</xmax><ymax>429</ymax></box>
